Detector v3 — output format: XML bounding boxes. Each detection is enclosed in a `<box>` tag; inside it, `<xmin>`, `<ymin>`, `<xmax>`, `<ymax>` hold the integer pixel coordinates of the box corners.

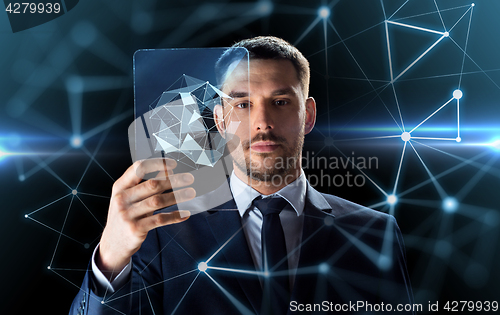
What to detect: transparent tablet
<box><xmin>129</xmin><ymin>48</ymin><xmax>250</xmax><ymax>214</ymax></box>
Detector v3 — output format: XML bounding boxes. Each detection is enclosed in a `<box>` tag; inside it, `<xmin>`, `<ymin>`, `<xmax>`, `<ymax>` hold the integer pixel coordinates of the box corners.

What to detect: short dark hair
<box><xmin>215</xmin><ymin>36</ymin><xmax>310</xmax><ymax>98</ymax></box>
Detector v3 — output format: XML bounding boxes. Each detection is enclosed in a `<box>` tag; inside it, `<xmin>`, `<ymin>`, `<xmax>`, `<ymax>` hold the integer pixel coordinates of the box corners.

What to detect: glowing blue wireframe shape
<box><xmin>386</xmin><ymin>20</ymin><xmax>446</xmax><ymax>36</ymax></box>
<box><xmin>148</xmin><ymin>75</ymin><xmax>232</xmax><ymax>167</ymax></box>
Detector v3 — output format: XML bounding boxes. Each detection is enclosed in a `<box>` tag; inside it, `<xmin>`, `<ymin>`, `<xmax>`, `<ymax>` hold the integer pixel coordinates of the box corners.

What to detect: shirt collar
<box><xmin>230</xmin><ymin>171</ymin><xmax>306</xmax><ymax>218</ymax></box>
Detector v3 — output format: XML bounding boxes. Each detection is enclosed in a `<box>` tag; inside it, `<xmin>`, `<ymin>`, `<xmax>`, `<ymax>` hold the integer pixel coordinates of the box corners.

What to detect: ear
<box><xmin>304</xmin><ymin>97</ymin><xmax>316</xmax><ymax>135</ymax></box>
<box><xmin>214</xmin><ymin>104</ymin><xmax>226</xmax><ymax>138</ymax></box>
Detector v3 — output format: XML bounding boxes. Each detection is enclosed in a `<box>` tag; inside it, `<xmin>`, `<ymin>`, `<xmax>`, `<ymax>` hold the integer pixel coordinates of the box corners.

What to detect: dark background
<box><xmin>1</xmin><ymin>0</ymin><xmax>499</xmax><ymax>313</ymax></box>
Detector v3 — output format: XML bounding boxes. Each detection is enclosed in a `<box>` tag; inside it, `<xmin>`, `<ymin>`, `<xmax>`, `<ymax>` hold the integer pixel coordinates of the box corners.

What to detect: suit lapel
<box><xmin>205</xmin><ymin>195</ymin><xmax>263</xmax><ymax>313</ymax></box>
<box><xmin>291</xmin><ymin>184</ymin><xmax>335</xmax><ymax>302</ymax></box>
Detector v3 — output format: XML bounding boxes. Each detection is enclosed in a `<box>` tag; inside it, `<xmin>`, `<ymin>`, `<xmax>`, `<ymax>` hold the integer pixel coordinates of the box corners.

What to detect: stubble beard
<box><xmin>233</xmin><ymin>128</ymin><xmax>304</xmax><ymax>183</ymax></box>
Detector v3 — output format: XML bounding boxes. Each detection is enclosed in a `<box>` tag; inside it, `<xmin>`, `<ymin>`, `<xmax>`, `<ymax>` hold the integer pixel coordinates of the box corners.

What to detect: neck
<box><xmin>233</xmin><ymin>166</ymin><xmax>302</xmax><ymax>195</ymax></box>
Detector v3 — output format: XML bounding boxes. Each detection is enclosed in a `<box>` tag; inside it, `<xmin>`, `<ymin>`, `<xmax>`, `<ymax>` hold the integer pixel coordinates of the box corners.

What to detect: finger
<box><xmin>130</xmin><ymin>187</ymin><xmax>196</xmax><ymax>219</ymax></box>
<box><xmin>133</xmin><ymin>158</ymin><xmax>177</xmax><ymax>180</ymax></box>
<box><xmin>112</xmin><ymin>158</ymin><xmax>177</xmax><ymax>193</ymax></box>
<box><xmin>126</xmin><ymin>172</ymin><xmax>195</xmax><ymax>204</ymax></box>
<box><xmin>136</xmin><ymin>210</ymin><xmax>191</xmax><ymax>233</ymax></box>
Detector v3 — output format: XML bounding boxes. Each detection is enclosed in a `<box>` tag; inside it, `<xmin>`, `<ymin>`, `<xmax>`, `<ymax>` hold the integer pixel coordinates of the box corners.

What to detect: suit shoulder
<box><xmin>319</xmin><ymin>192</ymin><xmax>394</xmax><ymax>225</ymax></box>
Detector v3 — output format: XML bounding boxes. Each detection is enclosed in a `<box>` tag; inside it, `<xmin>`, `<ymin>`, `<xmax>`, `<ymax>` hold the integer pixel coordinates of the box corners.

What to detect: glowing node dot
<box><xmin>84</xmin><ymin>243</ymin><xmax>90</xmax><ymax>249</ymax></box>
<box><xmin>66</xmin><ymin>76</ymin><xmax>83</xmax><ymax>93</ymax></box>
<box><xmin>378</xmin><ymin>255</ymin><xmax>392</xmax><ymax>270</ymax></box>
<box><xmin>485</xmin><ymin>211</ymin><xmax>500</xmax><ymax>227</ymax></box>
<box><xmin>47</xmin><ymin>266</ymin><xmax>51</xmax><ymax>270</ymax></box>
<box><xmin>464</xmin><ymin>263</ymin><xmax>488</xmax><ymax>289</ymax></box>
<box><xmin>472</xmin><ymin>3</ymin><xmax>475</xmax><ymax>7</ymax></box>
<box><xmin>456</xmin><ymin>137</ymin><xmax>462</xmax><ymax>143</ymax></box>
<box><xmin>435</xmin><ymin>240</ymin><xmax>452</xmax><ymax>258</ymax></box>
<box><xmin>257</xmin><ymin>1</ymin><xmax>273</xmax><ymax>15</ymax></box>
<box><xmin>324</xmin><ymin>216</ymin><xmax>334</xmax><ymax>226</ymax></box>
<box><xmin>401</xmin><ymin>132</ymin><xmax>411</xmax><ymax>142</ymax></box>
<box><xmin>70</xmin><ymin>135</ymin><xmax>83</xmax><ymax>148</ymax></box>
<box><xmin>198</xmin><ymin>262</ymin><xmax>208</xmax><ymax>272</ymax></box>
<box><xmin>387</xmin><ymin>194</ymin><xmax>398</xmax><ymax>205</ymax></box>
<box><xmin>101</xmin><ymin>301</ymin><xmax>105</xmax><ymax>304</ymax></box>
<box><xmin>24</xmin><ymin>214</ymin><xmax>28</xmax><ymax>218</ymax></box>
<box><xmin>324</xmin><ymin>136</ymin><xmax>334</xmax><ymax>146</ymax></box>
<box><xmin>442</xmin><ymin>197</ymin><xmax>458</xmax><ymax>213</ymax></box>
<box><xmin>444</xmin><ymin>31</ymin><xmax>449</xmax><ymax>37</ymax></box>
<box><xmin>71</xmin><ymin>21</ymin><xmax>96</xmax><ymax>47</ymax></box>
<box><xmin>19</xmin><ymin>174</ymin><xmax>25</xmax><ymax>181</ymax></box>
<box><xmin>453</xmin><ymin>89</ymin><xmax>463</xmax><ymax>100</ymax></box>
<box><xmin>318</xmin><ymin>6</ymin><xmax>330</xmax><ymax>19</ymax></box>
<box><xmin>72</xmin><ymin>189</ymin><xmax>78</xmax><ymax>195</ymax></box>
<box><xmin>319</xmin><ymin>263</ymin><xmax>329</xmax><ymax>274</ymax></box>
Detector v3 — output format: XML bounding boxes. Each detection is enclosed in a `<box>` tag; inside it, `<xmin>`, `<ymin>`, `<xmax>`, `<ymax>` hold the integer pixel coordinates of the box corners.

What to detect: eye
<box><xmin>274</xmin><ymin>100</ymin><xmax>289</xmax><ymax>106</ymax></box>
<box><xmin>235</xmin><ymin>102</ymin><xmax>250</xmax><ymax>109</ymax></box>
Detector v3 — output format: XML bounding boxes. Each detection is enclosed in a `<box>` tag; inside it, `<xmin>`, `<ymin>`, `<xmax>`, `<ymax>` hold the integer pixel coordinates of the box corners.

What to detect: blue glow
<box><xmin>442</xmin><ymin>197</ymin><xmax>458</xmax><ymax>213</ymax></box>
<box><xmin>198</xmin><ymin>262</ymin><xmax>208</xmax><ymax>272</ymax></box>
<box><xmin>71</xmin><ymin>21</ymin><xmax>97</xmax><ymax>47</ymax></box>
<box><xmin>131</xmin><ymin>11</ymin><xmax>153</xmax><ymax>34</ymax></box>
<box><xmin>324</xmin><ymin>136</ymin><xmax>334</xmax><ymax>146</ymax></box>
<box><xmin>378</xmin><ymin>255</ymin><xmax>392</xmax><ymax>270</ymax></box>
<box><xmin>401</xmin><ymin>131</ymin><xmax>411</xmax><ymax>142</ymax></box>
<box><xmin>66</xmin><ymin>76</ymin><xmax>84</xmax><ymax>93</ymax></box>
<box><xmin>324</xmin><ymin>216</ymin><xmax>334</xmax><ymax>226</ymax></box>
<box><xmin>318</xmin><ymin>6</ymin><xmax>330</xmax><ymax>19</ymax></box>
<box><xmin>318</xmin><ymin>262</ymin><xmax>329</xmax><ymax>274</ymax></box>
<box><xmin>257</xmin><ymin>1</ymin><xmax>273</xmax><ymax>15</ymax></box>
<box><xmin>434</xmin><ymin>240</ymin><xmax>452</xmax><ymax>258</ymax></box>
<box><xmin>387</xmin><ymin>194</ymin><xmax>398</xmax><ymax>205</ymax></box>
<box><xmin>0</xmin><ymin>146</ymin><xmax>7</xmax><ymax>161</ymax></box>
<box><xmin>489</xmin><ymin>139</ymin><xmax>500</xmax><ymax>151</ymax></box>
<box><xmin>70</xmin><ymin>135</ymin><xmax>83</xmax><ymax>148</ymax></box>
<box><xmin>7</xmin><ymin>133</ymin><xmax>21</xmax><ymax>147</ymax></box>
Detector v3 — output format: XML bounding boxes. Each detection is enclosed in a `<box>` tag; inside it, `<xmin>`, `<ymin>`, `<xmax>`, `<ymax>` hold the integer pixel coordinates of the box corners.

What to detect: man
<box><xmin>70</xmin><ymin>36</ymin><xmax>414</xmax><ymax>314</ymax></box>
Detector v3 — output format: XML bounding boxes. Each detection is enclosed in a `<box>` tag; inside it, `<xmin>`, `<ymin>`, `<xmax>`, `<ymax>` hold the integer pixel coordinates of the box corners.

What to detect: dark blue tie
<box><xmin>253</xmin><ymin>196</ymin><xmax>290</xmax><ymax>315</ymax></box>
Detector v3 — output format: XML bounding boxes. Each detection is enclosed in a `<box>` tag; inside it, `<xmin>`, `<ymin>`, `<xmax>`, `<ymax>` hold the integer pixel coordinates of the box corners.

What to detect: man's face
<box><xmin>216</xmin><ymin>59</ymin><xmax>316</xmax><ymax>183</ymax></box>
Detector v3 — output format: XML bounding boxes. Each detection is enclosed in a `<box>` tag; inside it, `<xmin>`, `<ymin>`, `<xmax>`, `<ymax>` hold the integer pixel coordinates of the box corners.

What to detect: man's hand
<box><xmin>97</xmin><ymin>158</ymin><xmax>196</xmax><ymax>280</ymax></box>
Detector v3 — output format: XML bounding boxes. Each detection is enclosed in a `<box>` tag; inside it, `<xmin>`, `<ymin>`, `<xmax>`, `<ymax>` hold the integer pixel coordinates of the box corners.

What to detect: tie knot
<box><xmin>253</xmin><ymin>196</ymin><xmax>289</xmax><ymax>216</ymax></box>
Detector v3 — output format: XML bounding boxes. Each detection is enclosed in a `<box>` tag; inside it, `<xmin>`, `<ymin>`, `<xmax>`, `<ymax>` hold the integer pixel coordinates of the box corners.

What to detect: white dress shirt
<box><xmin>230</xmin><ymin>171</ymin><xmax>305</xmax><ymax>287</ymax></box>
<box><xmin>92</xmin><ymin>171</ymin><xmax>307</xmax><ymax>293</ymax></box>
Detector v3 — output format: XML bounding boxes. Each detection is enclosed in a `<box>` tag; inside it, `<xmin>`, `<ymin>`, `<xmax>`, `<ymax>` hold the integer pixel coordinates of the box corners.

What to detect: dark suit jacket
<box><xmin>70</xmin><ymin>181</ymin><xmax>415</xmax><ymax>315</ymax></box>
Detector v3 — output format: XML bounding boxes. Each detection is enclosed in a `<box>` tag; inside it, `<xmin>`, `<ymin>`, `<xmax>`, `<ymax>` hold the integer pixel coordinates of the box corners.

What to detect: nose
<box><xmin>251</xmin><ymin>101</ymin><xmax>274</xmax><ymax>131</ymax></box>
